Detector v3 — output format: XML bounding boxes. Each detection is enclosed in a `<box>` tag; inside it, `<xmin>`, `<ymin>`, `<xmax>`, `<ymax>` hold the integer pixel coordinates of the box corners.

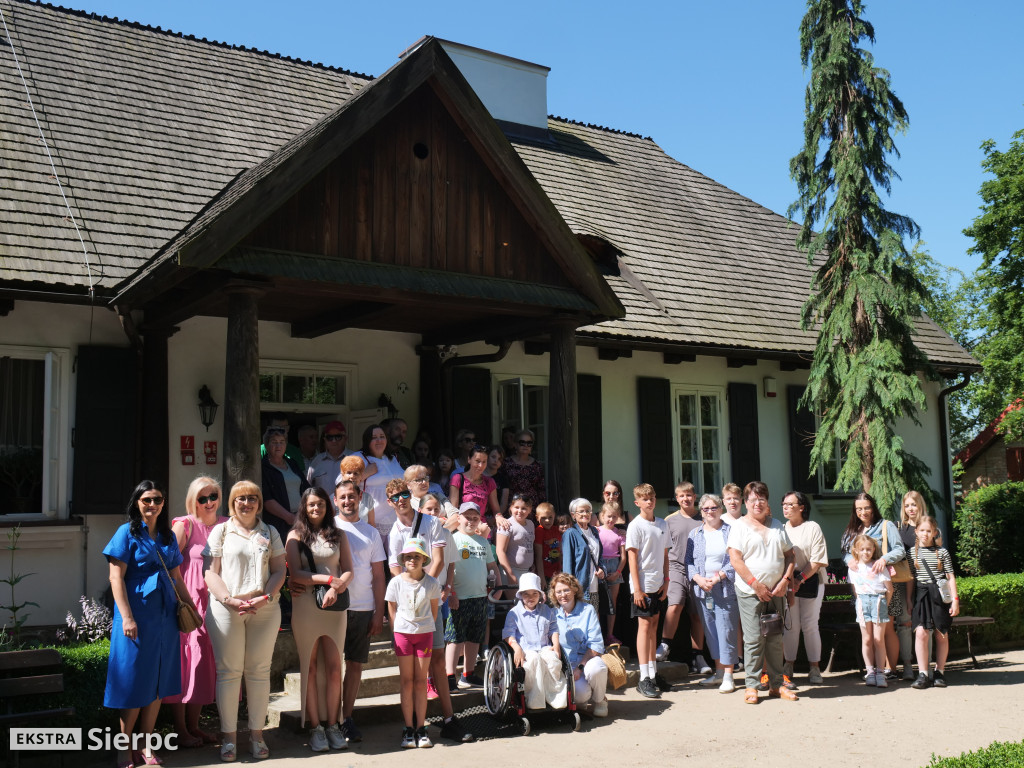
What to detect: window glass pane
<box><xmin>678</xmin><ymin>394</ymin><xmax>696</xmax><ymax>426</ymax></box>
<box><xmin>0</xmin><ymin>357</ymin><xmax>45</xmax><ymax>514</ymax></box>
<box><xmin>258</xmin><ymin>374</ymin><xmax>278</xmax><ymax>403</ymax></box>
<box><xmin>700</xmin><ymin>394</ymin><xmax>718</xmax><ymax>427</ymax></box>
<box><xmin>680</xmin><ymin>428</ymin><xmax>697</xmax><ymax>461</ymax></box>
<box><xmin>701</xmin><ymin>428</ymin><xmax>719</xmax><ymax>461</ymax></box>
<box><xmin>680</xmin><ymin>462</ymin><xmax>695</xmax><ymax>485</ymax></box>
<box><xmin>281</xmin><ymin>375</ymin><xmax>307</xmax><ymax>403</ymax></box>
<box><xmin>703</xmin><ymin>462</ymin><xmax>719</xmax><ymax>495</ymax></box>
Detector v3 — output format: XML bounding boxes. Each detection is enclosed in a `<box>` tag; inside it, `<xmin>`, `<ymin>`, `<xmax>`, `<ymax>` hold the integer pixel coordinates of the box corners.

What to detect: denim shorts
<box><xmin>601</xmin><ymin>556</ymin><xmax>623</xmax><ymax>585</ymax></box>
<box><xmin>856</xmin><ymin>592</ymin><xmax>890</xmax><ymax>625</ymax></box>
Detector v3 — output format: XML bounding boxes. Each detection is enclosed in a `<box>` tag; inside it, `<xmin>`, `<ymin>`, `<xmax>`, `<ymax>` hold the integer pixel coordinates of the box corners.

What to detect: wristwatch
<box><xmin>577</xmin><ymin>663</ymin><xmax>585</xmax><ymax>672</ymax></box>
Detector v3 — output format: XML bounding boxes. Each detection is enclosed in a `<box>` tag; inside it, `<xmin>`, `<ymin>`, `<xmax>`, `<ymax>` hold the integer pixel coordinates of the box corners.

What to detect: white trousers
<box><xmin>782</xmin><ymin>583</ymin><xmax>825</xmax><ymax>663</ymax></box>
<box><xmin>572</xmin><ymin>656</ymin><xmax>608</xmax><ymax>706</ymax></box>
<box><xmin>522</xmin><ymin>648</ymin><xmax>568</xmax><ymax>710</ymax></box>
<box><xmin>207</xmin><ymin>600</ymin><xmax>281</xmax><ymax>733</ymax></box>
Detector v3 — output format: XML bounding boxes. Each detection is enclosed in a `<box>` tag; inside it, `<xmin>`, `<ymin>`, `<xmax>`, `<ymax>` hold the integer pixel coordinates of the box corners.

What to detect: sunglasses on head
<box><xmin>389</xmin><ymin>491</ymin><xmax>412</xmax><ymax>503</ymax></box>
<box><xmin>197</xmin><ymin>492</ymin><xmax>219</xmax><ymax>505</ymax></box>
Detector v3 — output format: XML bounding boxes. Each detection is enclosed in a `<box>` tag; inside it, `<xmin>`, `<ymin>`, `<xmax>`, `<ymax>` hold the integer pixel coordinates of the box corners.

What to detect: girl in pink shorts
<box><xmin>385</xmin><ymin>538</ymin><xmax>442</xmax><ymax>749</ymax></box>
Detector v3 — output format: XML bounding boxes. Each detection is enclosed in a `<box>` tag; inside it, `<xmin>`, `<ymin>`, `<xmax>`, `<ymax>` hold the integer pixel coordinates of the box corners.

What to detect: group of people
<box><xmin>100</xmin><ymin>417</ymin><xmax>959</xmax><ymax>764</ymax></box>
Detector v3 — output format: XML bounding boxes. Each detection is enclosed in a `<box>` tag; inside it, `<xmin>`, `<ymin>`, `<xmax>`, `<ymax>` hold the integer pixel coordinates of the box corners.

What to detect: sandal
<box><xmin>220</xmin><ymin>742</ymin><xmax>236</xmax><ymax>762</ymax></box>
<box><xmin>250</xmin><ymin>738</ymin><xmax>270</xmax><ymax>760</ymax></box>
<box><xmin>744</xmin><ymin>687</ymin><xmax>759</xmax><ymax>704</ymax></box>
<box><xmin>116</xmin><ymin>751</ymin><xmax>134</xmax><ymax>768</ymax></box>
<box><xmin>132</xmin><ymin>751</ymin><xmax>163</xmax><ymax>766</ymax></box>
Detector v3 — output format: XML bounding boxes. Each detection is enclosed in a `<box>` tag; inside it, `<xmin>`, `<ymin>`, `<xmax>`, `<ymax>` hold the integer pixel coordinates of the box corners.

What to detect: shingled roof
<box><xmin>0</xmin><ymin>0</ymin><xmax>977</xmax><ymax>371</ymax></box>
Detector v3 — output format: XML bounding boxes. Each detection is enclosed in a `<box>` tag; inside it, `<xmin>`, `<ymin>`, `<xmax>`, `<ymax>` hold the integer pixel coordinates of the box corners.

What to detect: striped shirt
<box><xmin>910</xmin><ymin>545</ymin><xmax>952</xmax><ymax>586</ymax></box>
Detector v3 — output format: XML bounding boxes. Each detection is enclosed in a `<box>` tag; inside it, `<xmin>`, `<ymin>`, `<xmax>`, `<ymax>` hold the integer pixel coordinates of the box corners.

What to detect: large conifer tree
<box><xmin>789</xmin><ymin>0</ymin><xmax>934</xmax><ymax>514</ymax></box>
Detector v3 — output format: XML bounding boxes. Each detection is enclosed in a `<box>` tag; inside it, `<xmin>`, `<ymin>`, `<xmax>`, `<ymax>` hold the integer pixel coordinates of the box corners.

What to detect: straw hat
<box><xmin>602</xmin><ymin>644</ymin><xmax>628</xmax><ymax>690</ymax></box>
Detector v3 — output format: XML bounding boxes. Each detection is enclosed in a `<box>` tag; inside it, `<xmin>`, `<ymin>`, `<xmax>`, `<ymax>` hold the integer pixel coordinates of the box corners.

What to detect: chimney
<box><xmin>401</xmin><ymin>38</ymin><xmax>550</xmax><ymax>140</ymax></box>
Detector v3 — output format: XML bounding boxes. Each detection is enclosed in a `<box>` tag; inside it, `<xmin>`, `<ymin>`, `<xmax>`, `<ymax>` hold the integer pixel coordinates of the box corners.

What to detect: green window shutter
<box><xmin>72</xmin><ymin>346</ymin><xmax>138</xmax><ymax>515</ymax></box>
<box><xmin>637</xmin><ymin>377</ymin><xmax>673</xmax><ymax>499</ymax></box>
<box><xmin>788</xmin><ymin>385</ymin><xmax>817</xmax><ymax>494</ymax></box>
<box><xmin>577</xmin><ymin>373</ymin><xmax>603</xmax><ymax>500</ymax></box>
<box><xmin>727</xmin><ymin>382</ymin><xmax>761</xmax><ymax>488</ymax></box>
<box><xmin>450</xmin><ymin>366</ymin><xmax>493</xmax><ymax>446</ymax></box>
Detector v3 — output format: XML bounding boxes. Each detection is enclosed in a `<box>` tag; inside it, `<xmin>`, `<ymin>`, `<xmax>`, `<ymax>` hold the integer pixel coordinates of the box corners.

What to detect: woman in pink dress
<box><xmin>165</xmin><ymin>475</ymin><xmax>227</xmax><ymax>747</ymax></box>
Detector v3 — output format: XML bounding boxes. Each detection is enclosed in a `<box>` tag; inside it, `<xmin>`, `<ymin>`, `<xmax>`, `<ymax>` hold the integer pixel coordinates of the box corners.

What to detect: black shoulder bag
<box><xmin>299</xmin><ymin>539</ymin><xmax>349</xmax><ymax>612</ymax></box>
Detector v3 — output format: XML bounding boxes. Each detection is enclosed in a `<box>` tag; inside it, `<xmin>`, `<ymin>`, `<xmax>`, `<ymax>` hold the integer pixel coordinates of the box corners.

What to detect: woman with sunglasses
<box><xmin>502</xmin><ymin>429</ymin><xmax>547</xmax><ymax>508</ymax></box>
<box><xmin>165</xmin><ymin>476</ymin><xmax>227</xmax><ymax>748</ymax></box>
<box><xmin>204</xmin><ymin>482</ymin><xmax>286</xmax><ymax>761</ymax></box>
<box><xmin>104</xmin><ymin>480</ymin><xmax>196</xmax><ymax>768</ymax></box>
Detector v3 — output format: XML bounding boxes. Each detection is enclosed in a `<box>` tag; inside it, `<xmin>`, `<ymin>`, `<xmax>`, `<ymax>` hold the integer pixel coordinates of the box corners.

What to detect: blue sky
<box><xmin>57</xmin><ymin>0</ymin><xmax>1024</xmax><ymax>278</ymax></box>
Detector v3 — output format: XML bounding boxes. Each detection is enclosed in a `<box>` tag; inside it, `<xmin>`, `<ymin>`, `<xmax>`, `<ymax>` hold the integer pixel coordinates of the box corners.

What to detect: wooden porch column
<box><xmin>223</xmin><ymin>286</ymin><xmax>263</xmax><ymax>487</ymax></box>
<box><xmin>548</xmin><ymin>322</ymin><xmax>579</xmax><ymax>514</ymax></box>
<box><xmin>140</xmin><ymin>326</ymin><xmax>175</xmax><ymax>489</ymax></box>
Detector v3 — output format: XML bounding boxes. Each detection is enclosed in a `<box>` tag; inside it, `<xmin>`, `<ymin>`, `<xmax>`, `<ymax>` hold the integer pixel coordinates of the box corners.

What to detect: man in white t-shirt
<box><xmin>727</xmin><ymin>480</ymin><xmax>797</xmax><ymax>703</ymax></box>
<box><xmin>333</xmin><ymin>480</ymin><xmax>385</xmax><ymax>743</ymax></box>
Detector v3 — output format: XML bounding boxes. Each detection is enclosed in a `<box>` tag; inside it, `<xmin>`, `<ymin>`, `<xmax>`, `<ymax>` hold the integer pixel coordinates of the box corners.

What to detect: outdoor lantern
<box><xmin>198</xmin><ymin>385</ymin><xmax>219</xmax><ymax>431</ymax></box>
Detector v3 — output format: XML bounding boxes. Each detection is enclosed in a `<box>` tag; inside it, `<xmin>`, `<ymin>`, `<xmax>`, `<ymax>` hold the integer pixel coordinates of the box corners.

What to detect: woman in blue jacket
<box><xmin>561</xmin><ymin>498</ymin><xmax>604</xmax><ymax>609</ymax></box>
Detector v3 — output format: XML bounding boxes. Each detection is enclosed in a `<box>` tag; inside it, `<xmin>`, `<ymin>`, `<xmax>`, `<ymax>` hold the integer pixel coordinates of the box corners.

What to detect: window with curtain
<box><xmin>0</xmin><ymin>357</ymin><xmax>45</xmax><ymax>514</ymax></box>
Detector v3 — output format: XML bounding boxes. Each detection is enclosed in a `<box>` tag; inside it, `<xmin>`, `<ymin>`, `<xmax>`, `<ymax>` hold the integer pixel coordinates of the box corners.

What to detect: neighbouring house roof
<box><xmin>956</xmin><ymin>399</ymin><xmax>1024</xmax><ymax>468</ymax></box>
<box><xmin>0</xmin><ymin>0</ymin><xmax>978</xmax><ymax>371</ymax></box>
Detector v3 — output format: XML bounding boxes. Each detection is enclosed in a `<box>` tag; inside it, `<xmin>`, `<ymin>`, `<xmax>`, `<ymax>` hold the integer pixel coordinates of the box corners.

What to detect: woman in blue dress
<box><xmin>104</xmin><ymin>480</ymin><xmax>195</xmax><ymax>768</ymax></box>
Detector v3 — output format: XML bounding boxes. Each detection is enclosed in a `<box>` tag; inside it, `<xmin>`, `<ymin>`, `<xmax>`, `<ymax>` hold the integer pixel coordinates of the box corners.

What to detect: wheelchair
<box><xmin>483</xmin><ymin>587</ymin><xmax>581</xmax><ymax>735</ymax></box>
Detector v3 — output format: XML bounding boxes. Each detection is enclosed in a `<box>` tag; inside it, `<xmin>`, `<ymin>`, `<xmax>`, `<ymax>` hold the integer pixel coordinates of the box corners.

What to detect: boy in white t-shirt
<box><xmin>625</xmin><ymin>483</ymin><xmax>670</xmax><ymax>699</ymax></box>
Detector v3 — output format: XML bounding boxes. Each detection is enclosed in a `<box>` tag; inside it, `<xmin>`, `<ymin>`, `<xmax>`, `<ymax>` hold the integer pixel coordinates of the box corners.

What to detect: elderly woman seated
<box><xmin>549</xmin><ymin>572</ymin><xmax>608</xmax><ymax>717</ymax></box>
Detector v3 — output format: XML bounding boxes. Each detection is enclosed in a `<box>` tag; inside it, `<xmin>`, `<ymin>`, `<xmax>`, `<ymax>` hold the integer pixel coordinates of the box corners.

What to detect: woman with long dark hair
<box><xmin>104</xmin><ymin>480</ymin><xmax>195</xmax><ymax>768</ymax></box>
<box><xmin>840</xmin><ymin>492</ymin><xmax>906</xmax><ymax>682</ymax></box>
<box><xmin>356</xmin><ymin>423</ymin><xmax>404</xmax><ymax>546</ymax></box>
<box><xmin>780</xmin><ymin>491</ymin><xmax>828</xmax><ymax>687</ymax></box>
<box><xmin>286</xmin><ymin>487</ymin><xmax>354</xmax><ymax>752</ymax></box>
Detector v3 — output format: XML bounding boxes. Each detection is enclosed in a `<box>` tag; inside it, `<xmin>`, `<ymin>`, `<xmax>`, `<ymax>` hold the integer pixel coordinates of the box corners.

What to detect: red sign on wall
<box><xmin>204</xmin><ymin>441</ymin><xmax>218</xmax><ymax>465</ymax></box>
<box><xmin>180</xmin><ymin>435</ymin><xmax>195</xmax><ymax>450</ymax></box>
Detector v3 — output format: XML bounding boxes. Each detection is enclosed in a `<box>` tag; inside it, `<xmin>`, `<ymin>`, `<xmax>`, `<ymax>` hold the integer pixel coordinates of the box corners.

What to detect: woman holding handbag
<box><xmin>165</xmin><ymin>476</ymin><xmax>227</xmax><ymax>748</ymax></box>
<box><xmin>285</xmin><ymin>487</ymin><xmax>354</xmax><ymax>752</ymax></box>
<box><xmin>104</xmin><ymin>480</ymin><xmax>196</xmax><ymax>768</ymax></box>
<box><xmin>780</xmin><ymin>491</ymin><xmax>828</xmax><ymax>687</ymax></box>
<box><xmin>840</xmin><ymin>492</ymin><xmax>907</xmax><ymax>682</ymax></box>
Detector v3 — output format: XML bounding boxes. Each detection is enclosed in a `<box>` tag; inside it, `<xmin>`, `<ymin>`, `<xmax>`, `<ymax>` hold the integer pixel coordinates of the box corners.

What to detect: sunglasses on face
<box><xmin>325</xmin><ymin>433</ymin><xmax>345</xmax><ymax>441</ymax></box>
<box><xmin>140</xmin><ymin>496</ymin><xmax>164</xmax><ymax>506</ymax></box>
<box><xmin>389</xmin><ymin>491</ymin><xmax>412</xmax><ymax>503</ymax></box>
<box><xmin>518</xmin><ymin>440</ymin><xmax>534</xmax><ymax>447</ymax></box>
<box><xmin>700</xmin><ymin>506</ymin><xmax>719</xmax><ymax>512</ymax></box>
<box><xmin>197</xmin><ymin>492</ymin><xmax>219</xmax><ymax>505</ymax></box>
<box><xmin>235</xmin><ymin>495</ymin><xmax>259</xmax><ymax>505</ymax></box>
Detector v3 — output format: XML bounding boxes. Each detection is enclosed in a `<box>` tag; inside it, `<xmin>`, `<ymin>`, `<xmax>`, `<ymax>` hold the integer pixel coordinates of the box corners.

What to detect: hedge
<box><xmin>954</xmin><ymin>481</ymin><xmax>1024</xmax><ymax>576</ymax></box>
<box><xmin>956</xmin><ymin>573</ymin><xmax>1024</xmax><ymax>648</ymax></box>
<box><xmin>925</xmin><ymin>739</ymin><xmax>1024</xmax><ymax>767</ymax></box>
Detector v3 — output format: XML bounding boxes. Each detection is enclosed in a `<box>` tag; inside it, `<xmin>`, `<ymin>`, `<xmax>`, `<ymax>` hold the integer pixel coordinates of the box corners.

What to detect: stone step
<box><xmin>268</xmin><ymin>657</ymin><xmax>690</xmax><ymax>732</ymax></box>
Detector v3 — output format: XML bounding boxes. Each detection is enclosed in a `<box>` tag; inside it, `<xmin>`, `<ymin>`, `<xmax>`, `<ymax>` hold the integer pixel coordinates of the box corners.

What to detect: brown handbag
<box><xmin>883</xmin><ymin>524</ymin><xmax>913</xmax><ymax>583</ymax></box>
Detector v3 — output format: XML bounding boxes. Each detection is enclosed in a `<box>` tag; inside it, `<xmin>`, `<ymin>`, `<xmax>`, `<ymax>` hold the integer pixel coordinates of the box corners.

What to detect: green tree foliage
<box><xmin>954</xmin><ymin>481</ymin><xmax>1024</xmax><ymax>576</ymax></box>
<box><xmin>906</xmin><ymin>242</ymin><xmax>987</xmax><ymax>451</ymax></box>
<box><xmin>789</xmin><ymin>0</ymin><xmax>933</xmax><ymax>514</ymax></box>
<box><xmin>964</xmin><ymin>129</ymin><xmax>1024</xmax><ymax>442</ymax></box>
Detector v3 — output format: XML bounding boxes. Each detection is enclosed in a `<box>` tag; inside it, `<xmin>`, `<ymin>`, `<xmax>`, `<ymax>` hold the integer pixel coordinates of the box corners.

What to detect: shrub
<box><xmin>925</xmin><ymin>739</ymin><xmax>1024</xmax><ymax>767</ymax></box>
<box><xmin>954</xmin><ymin>482</ymin><xmax>1024</xmax><ymax>575</ymax></box>
<box><xmin>50</xmin><ymin>640</ymin><xmax>113</xmax><ymax>731</ymax></box>
<box><xmin>956</xmin><ymin>573</ymin><xmax>1024</xmax><ymax>647</ymax></box>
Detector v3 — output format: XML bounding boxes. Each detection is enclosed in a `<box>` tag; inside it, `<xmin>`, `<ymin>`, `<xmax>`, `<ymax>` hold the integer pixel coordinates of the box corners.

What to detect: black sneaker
<box><xmin>911</xmin><ymin>672</ymin><xmax>932</xmax><ymax>690</ymax></box>
<box><xmin>932</xmin><ymin>670</ymin><xmax>947</xmax><ymax>688</ymax></box>
<box><xmin>341</xmin><ymin>716</ymin><xmax>362</xmax><ymax>743</ymax></box>
<box><xmin>637</xmin><ymin>677</ymin><xmax>661</xmax><ymax>698</ymax></box>
<box><xmin>439</xmin><ymin>715</ymin><xmax>476</xmax><ymax>743</ymax></box>
<box><xmin>883</xmin><ymin>669</ymin><xmax>898</xmax><ymax>681</ymax></box>
<box><xmin>654</xmin><ymin>673</ymin><xmax>672</xmax><ymax>692</ymax></box>
<box><xmin>400</xmin><ymin>727</ymin><xmax>416</xmax><ymax>749</ymax></box>
<box><xmin>447</xmin><ymin>674</ymin><xmax>458</xmax><ymax>693</ymax></box>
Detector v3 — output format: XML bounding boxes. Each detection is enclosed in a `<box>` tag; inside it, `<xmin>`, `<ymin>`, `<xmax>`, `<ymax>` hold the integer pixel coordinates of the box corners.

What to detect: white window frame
<box><xmin>258</xmin><ymin>358</ymin><xmax>358</xmax><ymax>416</ymax></box>
<box><xmin>494</xmin><ymin>374</ymin><xmax>549</xmax><ymax>466</ymax></box>
<box><xmin>817</xmin><ymin>433</ymin><xmax>846</xmax><ymax>495</ymax></box>
<box><xmin>0</xmin><ymin>344</ymin><xmax>71</xmax><ymax>520</ymax></box>
<box><xmin>672</xmin><ymin>385</ymin><xmax>726</xmax><ymax>498</ymax></box>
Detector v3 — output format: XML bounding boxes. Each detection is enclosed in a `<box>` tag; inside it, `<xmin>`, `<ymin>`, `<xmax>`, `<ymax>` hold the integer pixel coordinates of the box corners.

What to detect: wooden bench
<box><xmin>951</xmin><ymin>615</ymin><xmax>996</xmax><ymax>668</ymax></box>
<box><xmin>0</xmin><ymin>648</ymin><xmax>75</xmax><ymax>768</ymax></box>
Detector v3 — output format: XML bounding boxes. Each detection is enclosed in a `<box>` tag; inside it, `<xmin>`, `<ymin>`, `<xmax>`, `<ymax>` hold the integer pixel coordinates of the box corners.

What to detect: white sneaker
<box><xmin>591</xmin><ymin>700</ymin><xmax>608</xmax><ymax>717</ymax></box>
<box><xmin>324</xmin><ymin>723</ymin><xmax>348</xmax><ymax>750</ymax></box>
<box><xmin>875</xmin><ymin>672</ymin><xmax>888</xmax><ymax>688</ymax></box>
<box><xmin>695</xmin><ymin>654</ymin><xmax>712</xmax><ymax>675</ymax></box>
<box><xmin>699</xmin><ymin>672</ymin><xmax>721</xmax><ymax>687</ymax></box>
<box><xmin>808</xmin><ymin>667</ymin><xmax>824</xmax><ymax>685</ymax></box>
<box><xmin>655</xmin><ymin>642</ymin><xmax>670</xmax><ymax>661</ymax></box>
<box><xmin>719</xmin><ymin>676</ymin><xmax>736</xmax><ymax>693</ymax></box>
<box><xmin>309</xmin><ymin>725</ymin><xmax>329</xmax><ymax>753</ymax></box>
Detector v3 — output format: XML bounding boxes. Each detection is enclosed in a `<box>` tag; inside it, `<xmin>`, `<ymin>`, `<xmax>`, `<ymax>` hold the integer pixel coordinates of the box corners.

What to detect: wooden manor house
<box><xmin>0</xmin><ymin>0</ymin><xmax>976</xmax><ymax>624</ymax></box>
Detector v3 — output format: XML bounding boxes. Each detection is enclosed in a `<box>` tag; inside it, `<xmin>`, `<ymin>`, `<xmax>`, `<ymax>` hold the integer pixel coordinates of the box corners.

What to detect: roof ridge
<box><xmin>549</xmin><ymin>114</ymin><xmax>650</xmax><ymax>141</ymax></box>
<box><xmin>14</xmin><ymin>0</ymin><xmax>374</xmax><ymax>81</ymax></box>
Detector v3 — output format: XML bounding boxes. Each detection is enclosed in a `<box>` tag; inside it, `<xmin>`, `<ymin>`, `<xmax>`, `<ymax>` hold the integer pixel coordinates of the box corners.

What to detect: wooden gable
<box><xmin>240</xmin><ymin>85</ymin><xmax>571</xmax><ymax>289</ymax></box>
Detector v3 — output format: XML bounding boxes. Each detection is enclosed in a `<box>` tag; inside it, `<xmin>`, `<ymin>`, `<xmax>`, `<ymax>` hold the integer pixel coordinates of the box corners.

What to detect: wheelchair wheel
<box><xmin>484</xmin><ymin>644</ymin><xmax>516</xmax><ymax>718</ymax></box>
<box><xmin>521</xmin><ymin>717</ymin><xmax>531</xmax><ymax>736</ymax></box>
<box><xmin>572</xmin><ymin>712</ymin><xmax>581</xmax><ymax>731</ymax></box>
